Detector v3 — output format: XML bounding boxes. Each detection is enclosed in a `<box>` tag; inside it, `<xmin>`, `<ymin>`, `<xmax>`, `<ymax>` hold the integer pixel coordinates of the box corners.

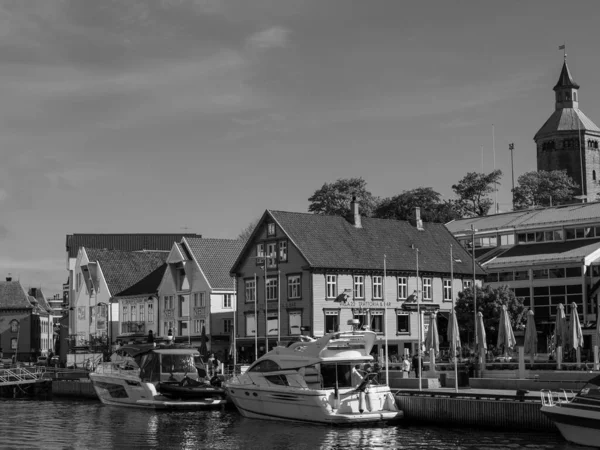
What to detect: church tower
<box><xmin>534</xmin><ymin>57</ymin><xmax>600</xmax><ymax>199</ymax></box>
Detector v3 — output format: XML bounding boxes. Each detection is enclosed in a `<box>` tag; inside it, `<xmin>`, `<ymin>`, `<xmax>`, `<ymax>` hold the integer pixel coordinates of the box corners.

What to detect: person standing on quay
<box><xmin>412</xmin><ymin>353</ymin><xmax>422</xmax><ymax>378</ymax></box>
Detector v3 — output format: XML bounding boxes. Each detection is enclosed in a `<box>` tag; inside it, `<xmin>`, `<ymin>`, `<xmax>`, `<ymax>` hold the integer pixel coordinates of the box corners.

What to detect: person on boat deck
<box><xmin>351</xmin><ymin>365</ymin><xmax>364</xmax><ymax>386</ymax></box>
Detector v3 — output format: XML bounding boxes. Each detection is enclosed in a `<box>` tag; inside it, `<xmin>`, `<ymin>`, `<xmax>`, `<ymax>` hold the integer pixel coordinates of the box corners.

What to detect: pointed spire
<box><xmin>553</xmin><ymin>61</ymin><xmax>580</xmax><ymax>91</ymax></box>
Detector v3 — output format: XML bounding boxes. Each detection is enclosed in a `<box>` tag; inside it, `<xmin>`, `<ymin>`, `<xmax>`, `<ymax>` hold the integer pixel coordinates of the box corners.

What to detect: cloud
<box><xmin>246</xmin><ymin>26</ymin><xmax>289</xmax><ymax>50</ymax></box>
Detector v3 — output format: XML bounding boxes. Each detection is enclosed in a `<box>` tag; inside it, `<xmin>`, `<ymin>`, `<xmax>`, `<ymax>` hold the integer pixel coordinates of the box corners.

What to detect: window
<box><xmin>164</xmin><ymin>295</ymin><xmax>174</xmax><ymax>310</ymax></box>
<box><xmin>193</xmin><ymin>292</ymin><xmax>199</xmax><ymax>307</ymax></box>
<box><xmin>224</xmin><ymin>319</ymin><xmax>233</xmax><ymax>334</ymax></box>
<box><xmin>175</xmin><ymin>264</ymin><xmax>188</xmax><ymax>291</ymax></box>
<box><xmin>566</xmin><ymin>267</ymin><xmax>582</xmax><ymax>278</ymax></box>
<box><xmin>223</xmin><ymin>294</ymin><xmax>232</xmax><ymax>309</ymax></box>
<box><xmin>279</xmin><ymin>241</ymin><xmax>288</xmax><ymax>262</ymax></box>
<box><xmin>353</xmin><ymin>275</ymin><xmax>364</xmax><ymax>299</ymax></box>
<box><xmin>164</xmin><ymin>296</ymin><xmax>169</xmax><ymax>309</ymax></box>
<box><xmin>267</xmin><ymin>312</ymin><xmax>278</xmax><ymax>336</ymax></box>
<box><xmin>266</xmin><ymin>277</ymin><xmax>278</xmax><ymax>301</ymax></box>
<box><xmin>179</xmin><ymin>320</ymin><xmax>188</xmax><ymax>336</ymax></box>
<box><xmin>396</xmin><ymin>313</ymin><xmax>410</xmax><ymax>334</ymax></box>
<box><xmin>289</xmin><ymin>312</ymin><xmax>302</xmax><ymax>335</ymax></box>
<box><xmin>256</xmin><ymin>244</ymin><xmax>265</xmax><ymax>259</ymax></box>
<box><xmin>267</xmin><ymin>222</ymin><xmax>276</xmax><ymax>236</ymax></box>
<box><xmin>287</xmin><ymin>275</ymin><xmax>301</xmax><ymax>299</ymax></box>
<box><xmin>10</xmin><ymin>320</ymin><xmax>18</xmax><ymax>333</ymax></box>
<box><xmin>398</xmin><ymin>277</ymin><xmax>407</xmax><ymax>300</ymax></box>
<box><xmin>423</xmin><ymin>278</ymin><xmax>432</xmax><ymax>300</ymax></box>
<box><xmin>148</xmin><ymin>304</ymin><xmax>154</xmax><ymax>323</ymax></box>
<box><xmin>199</xmin><ymin>292</ymin><xmax>205</xmax><ymax>307</ymax></box>
<box><xmin>139</xmin><ymin>305</ymin><xmax>145</xmax><ymax>322</ymax></box>
<box><xmin>11</xmin><ymin>338</ymin><xmax>17</xmax><ymax>350</ymax></box>
<box><xmin>594</xmin><ymin>170</ymin><xmax>597</xmax><ymax>181</ymax></box>
<box><xmin>267</xmin><ymin>242</ymin><xmax>277</xmax><ymax>268</ymax></box>
<box><xmin>372</xmin><ymin>276</ymin><xmax>382</xmax><ymax>299</ymax></box>
<box><xmin>443</xmin><ymin>279</ymin><xmax>451</xmax><ymax>301</ymax></box>
<box><xmin>245</xmin><ymin>279</ymin><xmax>256</xmax><ymax>303</ymax></box>
<box><xmin>370</xmin><ymin>310</ymin><xmax>384</xmax><ymax>333</ymax></box>
<box><xmin>131</xmin><ymin>305</ymin><xmax>137</xmax><ymax>322</ymax></box>
<box><xmin>326</xmin><ymin>275</ymin><xmax>337</xmax><ymax>298</ymax></box>
<box><xmin>178</xmin><ymin>295</ymin><xmax>189</xmax><ymax>316</ymax></box>
<box><xmin>123</xmin><ymin>306</ymin><xmax>129</xmax><ymax>323</ymax></box>
<box><xmin>353</xmin><ymin>310</ymin><xmax>367</xmax><ymax>330</ymax></box>
<box><xmin>324</xmin><ymin>310</ymin><xmax>339</xmax><ymax>333</ymax></box>
<box><xmin>245</xmin><ymin>314</ymin><xmax>256</xmax><ymax>337</ymax></box>
<box><xmin>194</xmin><ymin>319</ymin><xmax>205</xmax><ymax>334</ymax></box>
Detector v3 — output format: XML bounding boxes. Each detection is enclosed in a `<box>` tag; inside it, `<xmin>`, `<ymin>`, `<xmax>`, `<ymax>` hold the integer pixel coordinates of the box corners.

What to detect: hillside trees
<box><xmin>452</xmin><ymin>170</ymin><xmax>503</xmax><ymax>217</ymax></box>
<box><xmin>512</xmin><ymin>170</ymin><xmax>579</xmax><ymax>210</ymax></box>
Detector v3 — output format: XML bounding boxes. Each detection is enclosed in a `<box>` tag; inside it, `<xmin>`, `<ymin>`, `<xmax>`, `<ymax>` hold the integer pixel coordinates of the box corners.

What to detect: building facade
<box><xmin>231</xmin><ymin>204</ymin><xmax>484</xmax><ymax>363</ymax></box>
<box><xmin>534</xmin><ymin>58</ymin><xmax>600</xmax><ymax>199</ymax></box>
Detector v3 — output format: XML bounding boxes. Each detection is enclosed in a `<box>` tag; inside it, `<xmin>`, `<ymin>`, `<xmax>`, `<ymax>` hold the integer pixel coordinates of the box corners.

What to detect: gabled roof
<box><xmin>28</xmin><ymin>288</ymin><xmax>53</xmax><ymax>314</ymax></box>
<box><xmin>483</xmin><ymin>239</ymin><xmax>600</xmax><ymax>269</ymax></box>
<box><xmin>534</xmin><ymin>107</ymin><xmax>600</xmax><ymax>141</ymax></box>
<box><xmin>447</xmin><ymin>201</ymin><xmax>600</xmax><ymax>235</ymax></box>
<box><xmin>84</xmin><ymin>248</ymin><xmax>169</xmax><ymax>297</ymax></box>
<box><xmin>0</xmin><ymin>280</ymin><xmax>33</xmax><ymax>309</ymax></box>
<box><xmin>66</xmin><ymin>233</ymin><xmax>202</xmax><ymax>258</ymax></box>
<box><xmin>184</xmin><ymin>238</ymin><xmax>245</xmax><ymax>290</ymax></box>
<box><xmin>232</xmin><ymin>210</ymin><xmax>484</xmax><ymax>276</ymax></box>
<box><xmin>553</xmin><ymin>61</ymin><xmax>580</xmax><ymax>90</ymax></box>
<box><xmin>115</xmin><ymin>264</ymin><xmax>168</xmax><ymax>298</ymax></box>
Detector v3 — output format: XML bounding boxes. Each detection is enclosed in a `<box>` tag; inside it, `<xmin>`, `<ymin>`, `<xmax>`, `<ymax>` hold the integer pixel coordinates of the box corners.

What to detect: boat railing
<box><xmin>540</xmin><ymin>388</ymin><xmax>573</xmax><ymax>406</ymax></box>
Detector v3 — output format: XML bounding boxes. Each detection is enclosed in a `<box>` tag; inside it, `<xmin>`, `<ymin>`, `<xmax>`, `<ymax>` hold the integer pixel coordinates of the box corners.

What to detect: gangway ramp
<box><xmin>0</xmin><ymin>366</ymin><xmax>47</xmax><ymax>387</ymax></box>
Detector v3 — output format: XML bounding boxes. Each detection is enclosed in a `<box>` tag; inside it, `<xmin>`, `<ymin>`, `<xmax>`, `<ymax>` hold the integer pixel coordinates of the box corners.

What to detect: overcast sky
<box><xmin>1</xmin><ymin>0</ymin><xmax>599</xmax><ymax>297</ymax></box>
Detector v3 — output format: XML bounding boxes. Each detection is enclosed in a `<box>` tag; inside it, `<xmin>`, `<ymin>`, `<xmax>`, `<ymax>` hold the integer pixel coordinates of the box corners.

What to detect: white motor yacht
<box><xmin>89</xmin><ymin>343</ymin><xmax>228</xmax><ymax>410</ymax></box>
<box><xmin>224</xmin><ymin>330</ymin><xmax>402</xmax><ymax>424</ymax></box>
<box><xmin>540</xmin><ymin>374</ymin><xmax>600</xmax><ymax>447</ymax></box>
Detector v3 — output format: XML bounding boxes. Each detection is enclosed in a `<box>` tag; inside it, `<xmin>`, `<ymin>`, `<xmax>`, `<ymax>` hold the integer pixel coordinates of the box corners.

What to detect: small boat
<box><xmin>540</xmin><ymin>374</ymin><xmax>600</xmax><ymax>447</ymax></box>
<box><xmin>224</xmin><ymin>329</ymin><xmax>403</xmax><ymax>425</ymax></box>
<box><xmin>89</xmin><ymin>343</ymin><xmax>228</xmax><ymax>410</ymax></box>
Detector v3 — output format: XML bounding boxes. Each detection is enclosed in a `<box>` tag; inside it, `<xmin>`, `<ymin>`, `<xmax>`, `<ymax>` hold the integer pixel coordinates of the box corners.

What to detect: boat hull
<box><xmin>225</xmin><ymin>384</ymin><xmax>402</xmax><ymax>425</ymax></box>
<box><xmin>541</xmin><ymin>404</ymin><xmax>600</xmax><ymax>447</ymax></box>
<box><xmin>90</xmin><ymin>373</ymin><xmax>227</xmax><ymax>410</ymax></box>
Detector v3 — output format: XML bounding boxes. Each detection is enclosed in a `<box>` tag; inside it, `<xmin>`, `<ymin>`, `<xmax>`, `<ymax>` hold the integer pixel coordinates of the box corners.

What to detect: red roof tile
<box><xmin>184</xmin><ymin>238</ymin><xmax>245</xmax><ymax>290</ymax></box>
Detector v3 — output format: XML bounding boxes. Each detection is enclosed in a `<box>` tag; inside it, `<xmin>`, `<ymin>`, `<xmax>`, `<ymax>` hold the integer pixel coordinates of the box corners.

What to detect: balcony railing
<box><xmin>121</xmin><ymin>322</ymin><xmax>146</xmax><ymax>334</ymax></box>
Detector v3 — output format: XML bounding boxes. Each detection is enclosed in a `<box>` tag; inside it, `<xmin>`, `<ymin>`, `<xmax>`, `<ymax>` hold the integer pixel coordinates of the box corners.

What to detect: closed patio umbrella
<box><xmin>425</xmin><ymin>312</ymin><xmax>440</xmax><ymax>371</ymax></box>
<box><xmin>497</xmin><ymin>305</ymin><xmax>516</xmax><ymax>357</ymax></box>
<box><xmin>554</xmin><ymin>303</ymin><xmax>567</xmax><ymax>366</ymax></box>
<box><xmin>567</xmin><ymin>303</ymin><xmax>583</xmax><ymax>365</ymax></box>
<box><xmin>447</xmin><ymin>309</ymin><xmax>461</xmax><ymax>359</ymax></box>
<box><xmin>200</xmin><ymin>325</ymin><xmax>208</xmax><ymax>357</ymax></box>
<box><xmin>523</xmin><ymin>310</ymin><xmax>538</xmax><ymax>366</ymax></box>
<box><xmin>476</xmin><ymin>311</ymin><xmax>487</xmax><ymax>369</ymax></box>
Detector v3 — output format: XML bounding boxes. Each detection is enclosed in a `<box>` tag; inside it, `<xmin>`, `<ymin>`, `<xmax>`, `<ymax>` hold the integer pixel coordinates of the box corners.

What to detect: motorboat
<box><xmin>540</xmin><ymin>374</ymin><xmax>600</xmax><ymax>447</ymax></box>
<box><xmin>224</xmin><ymin>330</ymin><xmax>402</xmax><ymax>425</ymax></box>
<box><xmin>89</xmin><ymin>343</ymin><xmax>228</xmax><ymax>410</ymax></box>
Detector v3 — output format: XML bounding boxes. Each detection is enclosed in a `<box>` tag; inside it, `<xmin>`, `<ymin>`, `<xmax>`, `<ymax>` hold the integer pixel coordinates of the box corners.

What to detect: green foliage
<box><xmin>373</xmin><ymin>187</ymin><xmax>462</xmax><ymax>223</ymax></box>
<box><xmin>452</xmin><ymin>170</ymin><xmax>503</xmax><ymax>217</ymax></box>
<box><xmin>455</xmin><ymin>285</ymin><xmax>526</xmax><ymax>347</ymax></box>
<box><xmin>308</xmin><ymin>177</ymin><xmax>379</xmax><ymax>217</ymax></box>
<box><xmin>237</xmin><ymin>217</ymin><xmax>260</xmax><ymax>243</ymax></box>
<box><xmin>513</xmin><ymin>170</ymin><xmax>579</xmax><ymax>210</ymax></box>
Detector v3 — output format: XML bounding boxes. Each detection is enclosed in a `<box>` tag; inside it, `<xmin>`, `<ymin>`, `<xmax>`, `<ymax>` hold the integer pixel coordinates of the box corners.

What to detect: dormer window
<box><xmin>267</xmin><ymin>222</ymin><xmax>275</xmax><ymax>237</ymax></box>
<box><xmin>10</xmin><ymin>320</ymin><xmax>19</xmax><ymax>332</ymax></box>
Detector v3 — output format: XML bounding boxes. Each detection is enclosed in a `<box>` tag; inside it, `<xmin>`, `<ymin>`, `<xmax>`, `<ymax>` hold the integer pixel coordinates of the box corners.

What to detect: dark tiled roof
<box><xmin>534</xmin><ymin>107</ymin><xmax>600</xmax><ymax>141</ymax></box>
<box><xmin>66</xmin><ymin>233</ymin><xmax>202</xmax><ymax>258</ymax></box>
<box><xmin>28</xmin><ymin>288</ymin><xmax>53</xmax><ymax>314</ymax></box>
<box><xmin>484</xmin><ymin>239</ymin><xmax>600</xmax><ymax>269</ymax></box>
<box><xmin>84</xmin><ymin>249</ymin><xmax>169</xmax><ymax>297</ymax></box>
<box><xmin>553</xmin><ymin>61</ymin><xmax>579</xmax><ymax>90</ymax></box>
<box><xmin>116</xmin><ymin>264</ymin><xmax>168</xmax><ymax>297</ymax></box>
<box><xmin>184</xmin><ymin>238</ymin><xmax>245</xmax><ymax>290</ymax></box>
<box><xmin>0</xmin><ymin>281</ymin><xmax>33</xmax><ymax>309</ymax></box>
<box><xmin>234</xmin><ymin>210</ymin><xmax>484</xmax><ymax>276</ymax></box>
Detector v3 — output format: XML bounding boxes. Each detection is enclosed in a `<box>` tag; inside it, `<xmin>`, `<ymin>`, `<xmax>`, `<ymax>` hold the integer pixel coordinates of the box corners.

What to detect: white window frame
<box><xmin>423</xmin><ymin>278</ymin><xmax>432</xmax><ymax>301</ymax></box>
<box><xmin>289</xmin><ymin>311</ymin><xmax>302</xmax><ymax>335</ymax></box>
<box><xmin>326</xmin><ymin>275</ymin><xmax>337</xmax><ymax>299</ymax></box>
<box><xmin>148</xmin><ymin>304</ymin><xmax>154</xmax><ymax>323</ymax></box>
<box><xmin>463</xmin><ymin>279</ymin><xmax>473</xmax><ymax>290</ymax></box>
<box><xmin>443</xmin><ymin>279</ymin><xmax>452</xmax><ymax>302</ymax></box>
<box><xmin>245</xmin><ymin>280</ymin><xmax>256</xmax><ymax>303</ymax></box>
<box><xmin>398</xmin><ymin>277</ymin><xmax>407</xmax><ymax>300</ymax></box>
<box><xmin>279</xmin><ymin>240</ymin><xmax>288</xmax><ymax>262</ymax></box>
<box><xmin>223</xmin><ymin>294</ymin><xmax>232</xmax><ymax>309</ymax></box>
<box><xmin>287</xmin><ymin>275</ymin><xmax>301</xmax><ymax>299</ymax></box>
<box><xmin>266</xmin><ymin>277</ymin><xmax>278</xmax><ymax>301</ymax></box>
<box><xmin>267</xmin><ymin>312</ymin><xmax>278</xmax><ymax>336</ymax></box>
<box><xmin>224</xmin><ymin>318</ymin><xmax>233</xmax><ymax>334</ymax></box>
<box><xmin>372</xmin><ymin>276</ymin><xmax>383</xmax><ymax>299</ymax></box>
<box><xmin>353</xmin><ymin>275</ymin><xmax>364</xmax><ymax>299</ymax></box>
<box><xmin>324</xmin><ymin>310</ymin><xmax>339</xmax><ymax>333</ymax></box>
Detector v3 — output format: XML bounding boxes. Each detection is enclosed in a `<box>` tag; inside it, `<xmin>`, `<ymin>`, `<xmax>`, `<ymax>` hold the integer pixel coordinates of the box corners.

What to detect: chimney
<box><xmin>413</xmin><ymin>207</ymin><xmax>424</xmax><ymax>231</ymax></box>
<box><xmin>350</xmin><ymin>196</ymin><xmax>362</xmax><ymax>228</ymax></box>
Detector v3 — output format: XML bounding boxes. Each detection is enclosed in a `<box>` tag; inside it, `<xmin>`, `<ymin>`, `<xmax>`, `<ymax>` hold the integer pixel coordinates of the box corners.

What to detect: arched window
<box><xmin>10</xmin><ymin>320</ymin><xmax>19</xmax><ymax>332</ymax></box>
<box><xmin>594</xmin><ymin>170</ymin><xmax>597</xmax><ymax>181</ymax></box>
<box><xmin>573</xmin><ymin>92</ymin><xmax>577</xmax><ymax>101</ymax></box>
<box><xmin>565</xmin><ymin>92</ymin><xmax>571</xmax><ymax>101</ymax></box>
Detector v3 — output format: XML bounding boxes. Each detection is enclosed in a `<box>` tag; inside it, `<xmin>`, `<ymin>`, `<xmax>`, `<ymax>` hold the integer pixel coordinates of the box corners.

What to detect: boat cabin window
<box><xmin>248</xmin><ymin>359</ymin><xmax>281</xmax><ymax>373</ymax></box>
<box><xmin>579</xmin><ymin>378</ymin><xmax>600</xmax><ymax>400</ymax></box>
<box><xmin>264</xmin><ymin>375</ymin><xmax>289</xmax><ymax>386</ymax></box>
<box><xmin>160</xmin><ymin>354</ymin><xmax>197</xmax><ymax>374</ymax></box>
<box><xmin>320</xmin><ymin>363</ymin><xmax>353</xmax><ymax>389</ymax></box>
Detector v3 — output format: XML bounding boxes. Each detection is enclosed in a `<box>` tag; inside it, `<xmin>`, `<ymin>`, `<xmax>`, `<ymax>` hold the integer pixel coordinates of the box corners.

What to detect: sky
<box><xmin>1</xmin><ymin>0</ymin><xmax>600</xmax><ymax>297</ymax></box>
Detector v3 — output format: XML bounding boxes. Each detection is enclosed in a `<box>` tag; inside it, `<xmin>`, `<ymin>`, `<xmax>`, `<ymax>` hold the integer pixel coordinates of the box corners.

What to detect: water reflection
<box><xmin>0</xmin><ymin>399</ymin><xmax>571</xmax><ymax>450</ymax></box>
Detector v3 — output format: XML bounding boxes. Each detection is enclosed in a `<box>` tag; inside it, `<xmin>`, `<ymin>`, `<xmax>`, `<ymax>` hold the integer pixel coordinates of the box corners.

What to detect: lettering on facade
<box><xmin>337</xmin><ymin>301</ymin><xmax>392</xmax><ymax>309</ymax></box>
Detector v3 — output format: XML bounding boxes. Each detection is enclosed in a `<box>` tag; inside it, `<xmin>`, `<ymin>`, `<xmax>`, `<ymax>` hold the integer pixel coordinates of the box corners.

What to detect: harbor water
<box><xmin>0</xmin><ymin>399</ymin><xmax>573</xmax><ymax>450</ymax></box>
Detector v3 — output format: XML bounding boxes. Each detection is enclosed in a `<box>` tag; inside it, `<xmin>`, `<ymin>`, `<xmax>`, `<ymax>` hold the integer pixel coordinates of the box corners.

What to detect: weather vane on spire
<box><xmin>559</xmin><ymin>43</ymin><xmax>566</xmax><ymax>61</ymax></box>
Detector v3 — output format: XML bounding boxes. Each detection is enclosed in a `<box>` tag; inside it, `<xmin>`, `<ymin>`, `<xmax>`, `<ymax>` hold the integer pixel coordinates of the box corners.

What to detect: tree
<box><xmin>237</xmin><ymin>218</ymin><xmax>260</xmax><ymax>243</ymax></box>
<box><xmin>308</xmin><ymin>177</ymin><xmax>379</xmax><ymax>217</ymax></box>
<box><xmin>454</xmin><ymin>285</ymin><xmax>526</xmax><ymax>352</ymax></box>
<box><xmin>512</xmin><ymin>170</ymin><xmax>579</xmax><ymax>210</ymax></box>
<box><xmin>452</xmin><ymin>170</ymin><xmax>503</xmax><ymax>217</ymax></box>
<box><xmin>373</xmin><ymin>187</ymin><xmax>462</xmax><ymax>223</ymax></box>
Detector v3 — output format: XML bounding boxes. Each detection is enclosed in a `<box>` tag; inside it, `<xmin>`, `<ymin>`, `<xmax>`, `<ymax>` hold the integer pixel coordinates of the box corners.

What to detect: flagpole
<box><xmin>278</xmin><ymin>269</ymin><xmax>281</xmax><ymax>343</ymax></box>
<box><xmin>254</xmin><ymin>272</ymin><xmax>258</xmax><ymax>361</ymax></box>
<box><xmin>416</xmin><ymin>247</ymin><xmax>422</xmax><ymax>392</ymax></box>
<box><xmin>264</xmin><ymin>258</ymin><xmax>268</xmax><ymax>354</ymax></box>
<box><xmin>384</xmin><ymin>254</ymin><xmax>389</xmax><ymax>386</ymax></box>
<box><xmin>451</xmin><ymin>244</ymin><xmax>458</xmax><ymax>393</ymax></box>
<box><xmin>233</xmin><ymin>275</ymin><xmax>237</xmax><ymax>368</ymax></box>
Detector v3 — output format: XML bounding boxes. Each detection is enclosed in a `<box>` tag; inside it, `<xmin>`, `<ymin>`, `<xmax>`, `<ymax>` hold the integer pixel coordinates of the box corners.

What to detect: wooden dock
<box><xmin>394</xmin><ymin>388</ymin><xmax>569</xmax><ymax>431</ymax></box>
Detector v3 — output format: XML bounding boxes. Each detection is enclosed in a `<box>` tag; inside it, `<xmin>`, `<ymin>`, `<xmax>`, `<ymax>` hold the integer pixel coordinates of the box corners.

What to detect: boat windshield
<box><xmin>160</xmin><ymin>354</ymin><xmax>197</xmax><ymax>374</ymax></box>
<box><xmin>576</xmin><ymin>376</ymin><xmax>600</xmax><ymax>402</ymax></box>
